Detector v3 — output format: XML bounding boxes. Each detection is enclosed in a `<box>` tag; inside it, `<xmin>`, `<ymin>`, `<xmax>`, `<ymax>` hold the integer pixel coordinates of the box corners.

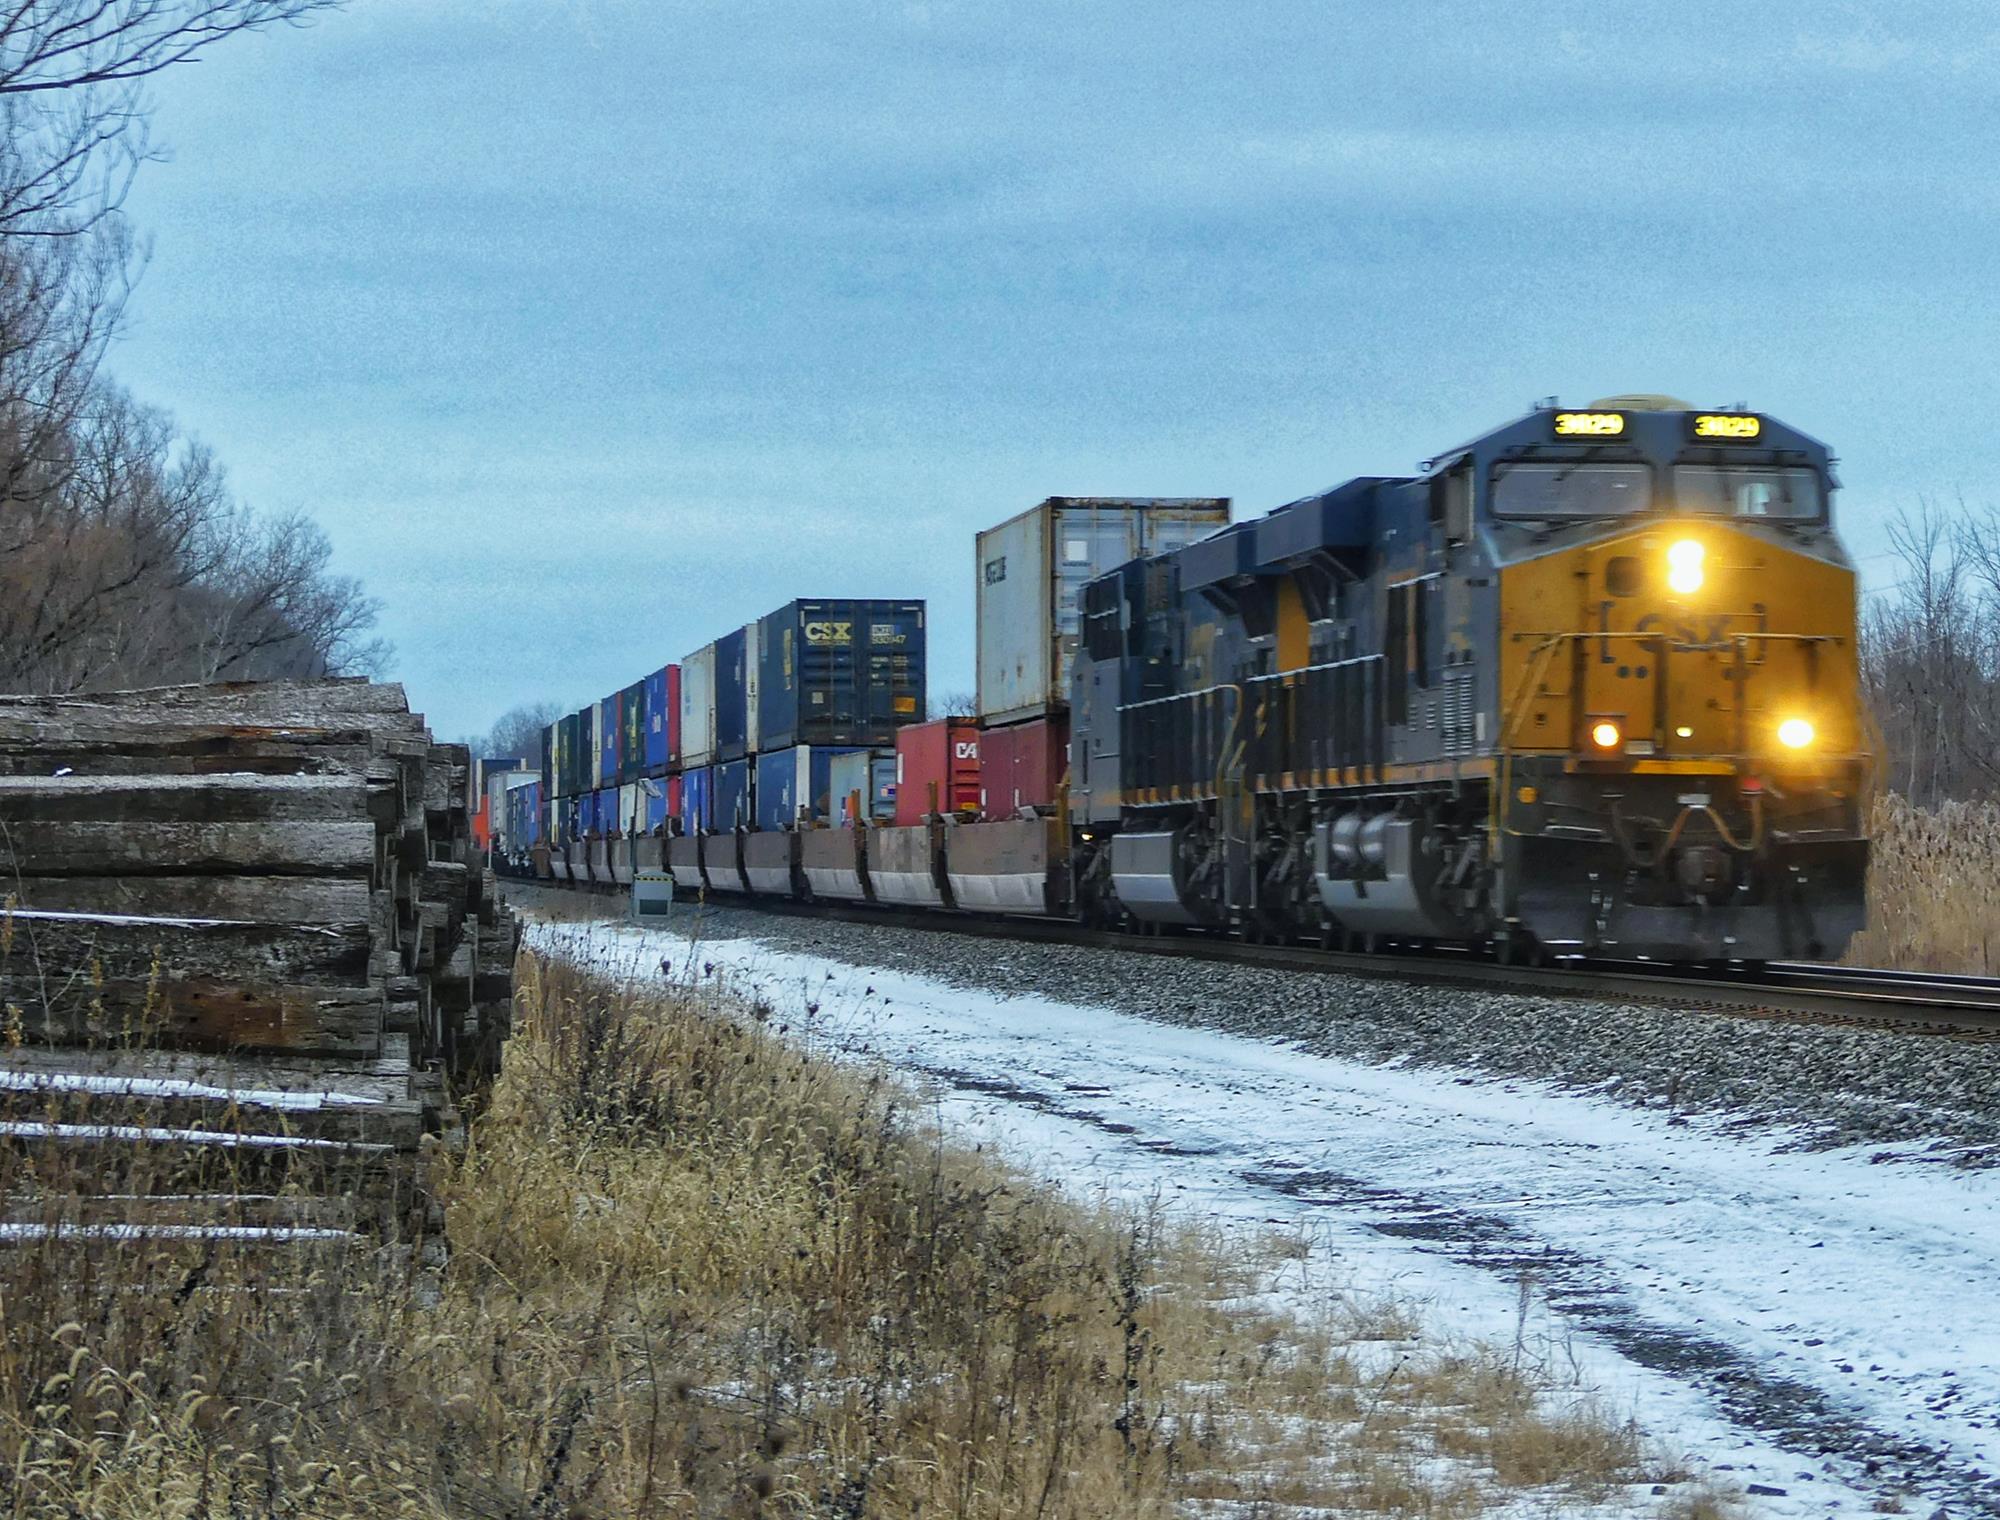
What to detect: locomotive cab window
<box><xmin>1491</xmin><ymin>462</ymin><xmax>1650</xmax><ymax>519</ymax></box>
<box><xmin>1671</xmin><ymin>465</ymin><xmax>1822</xmax><ymax>521</ymax></box>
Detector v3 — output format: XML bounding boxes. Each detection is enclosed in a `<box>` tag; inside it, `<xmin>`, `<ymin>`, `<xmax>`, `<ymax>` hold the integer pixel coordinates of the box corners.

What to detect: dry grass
<box><xmin>1847</xmin><ymin>792</ymin><xmax>2000</xmax><ymax>973</ymax></box>
<box><xmin>0</xmin><ymin>950</ymin><xmax>1686</xmax><ymax>1517</ymax></box>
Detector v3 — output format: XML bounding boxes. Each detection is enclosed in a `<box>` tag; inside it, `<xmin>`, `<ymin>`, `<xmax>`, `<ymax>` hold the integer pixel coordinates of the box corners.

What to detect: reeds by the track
<box><xmin>1848</xmin><ymin>793</ymin><xmax>2000</xmax><ymax>973</ymax></box>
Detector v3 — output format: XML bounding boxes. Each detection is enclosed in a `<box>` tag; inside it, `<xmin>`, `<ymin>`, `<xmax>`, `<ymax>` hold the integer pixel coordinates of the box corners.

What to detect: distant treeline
<box><xmin>1863</xmin><ymin>501</ymin><xmax>2000</xmax><ymax>808</ymax></box>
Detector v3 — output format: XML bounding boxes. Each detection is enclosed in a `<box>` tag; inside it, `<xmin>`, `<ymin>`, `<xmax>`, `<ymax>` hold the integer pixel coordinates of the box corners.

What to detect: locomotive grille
<box><xmin>1442</xmin><ymin>669</ymin><xmax>1478</xmax><ymax>757</ymax></box>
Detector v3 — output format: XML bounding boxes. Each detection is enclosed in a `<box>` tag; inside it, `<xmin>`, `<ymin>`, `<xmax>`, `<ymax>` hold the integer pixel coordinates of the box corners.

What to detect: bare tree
<box><xmin>1863</xmin><ymin>498</ymin><xmax>2000</xmax><ymax>806</ymax></box>
<box><xmin>930</xmin><ymin>689</ymin><xmax>976</xmax><ymax>719</ymax></box>
<box><xmin>467</xmin><ymin>701</ymin><xmax>564</xmax><ymax>766</ymax></box>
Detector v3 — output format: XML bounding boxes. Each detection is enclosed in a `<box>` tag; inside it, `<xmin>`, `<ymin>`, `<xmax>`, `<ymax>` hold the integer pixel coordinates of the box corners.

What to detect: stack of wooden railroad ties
<box><xmin>0</xmin><ymin>679</ymin><xmax>517</xmax><ymax>1254</ymax></box>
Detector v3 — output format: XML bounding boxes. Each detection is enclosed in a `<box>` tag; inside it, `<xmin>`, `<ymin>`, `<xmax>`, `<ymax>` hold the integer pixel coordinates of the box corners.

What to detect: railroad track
<box><xmin>514</xmin><ymin>877</ymin><xmax>2000</xmax><ymax>1040</ymax></box>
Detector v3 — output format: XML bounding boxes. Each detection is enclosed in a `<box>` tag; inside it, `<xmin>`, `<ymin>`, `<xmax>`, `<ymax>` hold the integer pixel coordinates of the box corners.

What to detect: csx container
<box><xmin>713</xmin><ymin>756</ymin><xmax>753</xmax><ymax>830</ymax></box>
<box><xmin>643</xmin><ymin>665</ymin><xmax>678</xmax><ymax>774</ymax></box>
<box><xmin>755</xmin><ymin>744</ymin><xmax>865</xmax><ymax>831</ymax></box>
<box><xmin>756</xmin><ymin>599</ymin><xmax>928</xmax><ymax>751</ymax></box>
<box><xmin>979</xmin><ymin>715</ymin><xmax>1067</xmax><ymax>816</ymax></box>
<box><xmin>976</xmin><ymin>497</ymin><xmax>1229</xmax><ymax>725</ymax></box>
<box><xmin>715</xmin><ymin>627</ymin><xmax>750</xmax><ymax>762</ymax></box>
<box><xmin>828</xmin><ymin>748</ymin><xmax>897</xmax><ymax>824</ymax></box>
<box><xmin>680</xmin><ymin>644</ymin><xmax>717</xmax><ymax>767</ymax></box>
<box><xmin>894</xmin><ymin>717</ymin><xmax>981</xmax><ymax>826</ymax></box>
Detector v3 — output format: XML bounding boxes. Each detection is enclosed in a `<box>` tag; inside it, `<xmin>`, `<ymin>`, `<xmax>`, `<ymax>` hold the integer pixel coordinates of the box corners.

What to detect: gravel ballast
<box><xmin>524</xmin><ymin>888</ymin><xmax>2000</xmax><ymax>1165</ymax></box>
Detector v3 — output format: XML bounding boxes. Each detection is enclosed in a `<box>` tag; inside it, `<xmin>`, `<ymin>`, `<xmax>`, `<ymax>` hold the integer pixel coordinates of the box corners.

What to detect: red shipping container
<box><xmin>894</xmin><ymin>718</ymin><xmax>981</xmax><ymax>826</ymax></box>
<box><xmin>978</xmin><ymin>715</ymin><xmax>1068</xmax><ymax>817</ymax></box>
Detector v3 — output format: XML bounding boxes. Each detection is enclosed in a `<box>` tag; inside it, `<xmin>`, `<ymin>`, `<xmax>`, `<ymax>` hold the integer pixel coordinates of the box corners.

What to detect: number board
<box><xmin>1552</xmin><ymin>411</ymin><xmax>1626</xmax><ymax>438</ymax></box>
<box><xmin>1690</xmin><ymin>413</ymin><xmax>1762</xmax><ymax>441</ymax></box>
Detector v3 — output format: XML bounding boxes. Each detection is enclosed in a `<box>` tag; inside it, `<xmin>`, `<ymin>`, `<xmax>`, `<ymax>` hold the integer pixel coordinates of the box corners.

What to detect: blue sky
<box><xmin>110</xmin><ymin>0</ymin><xmax>2000</xmax><ymax>740</ymax></box>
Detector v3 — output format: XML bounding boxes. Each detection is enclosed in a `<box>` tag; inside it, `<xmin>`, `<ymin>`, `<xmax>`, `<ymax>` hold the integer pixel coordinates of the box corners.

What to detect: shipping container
<box><xmin>894</xmin><ymin>718</ymin><xmax>982</xmax><ymax>826</ymax></box>
<box><xmin>681</xmin><ymin>765</ymin><xmax>714</xmax><ymax>833</ymax></box>
<box><xmin>540</xmin><ymin>722</ymin><xmax>555</xmax><ymax>800</ymax></box>
<box><xmin>681</xmin><ymin>644</ymin><xmax>717</xmax><ymax>767</ymax></box>
<box><xmin>715</xmin><ymin>627</ymin><xmax>750</xmax><ymax>761</ymax></box>
<box><xmin>978</xmin><ymin>715</ymin><xmax>1068</xmax><ymax>816</ymax></box>
<box><xmin>976</xmin><ymin>497</ymin><xmax>1230</xmax><ymax>725</ymax></box>
<box><xmin>618</xmin><ymin>782</ymin><xmax>642</xmax><ymax>834</ymax></box>
<box><xmin>828</xmin><ymin>748</ymin><xmax>897</xmax><ymax>824</ymax></box>
<box><xmin>744</xmin><ymin>621</ymin><xmax>762</xmax><ymax>757</ymax></box>
<box><xmin>642</xmin><ymin>774</ymin><xmax>671</xmax><ymax>832</ymax></box>
<box><xmin>570</xmin><ymin>710</ymin><xmax>586</xmax><ymax>795</ymax></box>
<box><xmin>553</xmin><ymin>713</ymin><xmax>572</xmax><ymax>796</ymax></box>
<box><xmin>756</xmin><ymin>598</ymin><xmax>927</xmax><ymax>751</ymax></box>
<box><xmin>643</xmin><ymin>665</ymin><xmax>677</xmax><ymax>775</ymax></box>
<box><xmin>619</xmin><ymin>680</ymin><xmax>647</xmax><ymax>785</ymax></box>
<box><xmin>597</xmin><ymin>695</ymin><xmax>619</xmax><ymax>785</ymax></box>
<box><xmin>713</xmin><ymin>756</ymin><xmax>753</xmax><ymax>831</ymax></box>
<box><xmin>755</xmin><ymin>744</ymin><xmax>867</xmax><ymax>831</ymax></box>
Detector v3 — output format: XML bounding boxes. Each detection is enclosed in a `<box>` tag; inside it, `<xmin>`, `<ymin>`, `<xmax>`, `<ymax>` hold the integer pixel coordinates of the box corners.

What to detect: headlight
<box><xmin>1666</xmin><ymin>538</ymin><xmax>1705</xmax><ymax>595</ymax></box>
<box><xmin>1777</xmin><ymin>717</ymin><xmax>1815</xmax><ymax>750</ymax></box>
<box><xmin>1590</xmin><ymin>720</ymin><xmax>1622</xmax><ymax>750</ymax></box>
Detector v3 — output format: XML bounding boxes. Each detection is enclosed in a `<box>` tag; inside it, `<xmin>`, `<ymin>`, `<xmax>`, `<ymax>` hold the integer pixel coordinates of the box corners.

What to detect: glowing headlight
<box><xmin>1666</xmin><ymin>538</ymin><xmax>1705</xmax><ymax>595</ymax></box>
<box><xmin>1590</xmin><ymin>720</ymin><xmax>1622</xmax><ymax>750</ymax></box>
<box><xmin>1777</xmin><ymin>717</ymin><xmax>1815</xmax><ymax>750</ymax></box>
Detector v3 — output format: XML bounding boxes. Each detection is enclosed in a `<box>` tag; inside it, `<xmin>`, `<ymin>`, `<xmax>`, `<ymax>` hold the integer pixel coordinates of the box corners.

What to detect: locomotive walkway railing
<box><xmin>1118</xmin><ymin>653</ymin><xmax>1388</xmax><ymax>803</ymax></box>
<box><xmin>1118</xmin><ymin>685</ymin><xmax>1242</xmax><ymax>803</ymax></box>
<box><xmin>1244</xmin><ymin>655</ymin><xmax>1387</xmax><ymax>789</ymax></box>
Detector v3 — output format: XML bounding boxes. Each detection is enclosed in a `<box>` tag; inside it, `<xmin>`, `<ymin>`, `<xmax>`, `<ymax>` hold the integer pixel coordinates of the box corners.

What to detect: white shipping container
<box><xmin>589</xmin><ymin>704</ymin><xmax>605</xmax><ymax>784</ymax></box>
<box><xmin>619</xmin><ymin>783</ymin><xmax>642</xmax><ymax>835</ymax></box>
<box><xmin>680</xmin><ymin>643</ymin><xmax>717</xmax><ymax>766</ymax></box>
<box><xmin>975</xmin><ymin>498</ymin><xmax>1230</xmax><ymax>726</ymax></box>
<box><xmin>743</xmin><ymin>620</ymin><xmax>762</xmax><ymax>757</ymax></box>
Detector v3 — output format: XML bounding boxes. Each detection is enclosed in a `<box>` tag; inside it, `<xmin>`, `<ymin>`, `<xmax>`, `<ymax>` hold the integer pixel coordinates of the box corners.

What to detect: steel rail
<box><xmin>516</xmin><ymin>877</ymin><xmax>2000</xmax><ymax>1039</ymax></box>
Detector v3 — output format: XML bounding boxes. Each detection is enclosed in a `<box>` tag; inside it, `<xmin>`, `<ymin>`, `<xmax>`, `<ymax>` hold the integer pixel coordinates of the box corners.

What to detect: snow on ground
<box><xmin>531</xmin><ymin>917</ymin><xmax>2000</xmax><ymax>1517</ymax></box>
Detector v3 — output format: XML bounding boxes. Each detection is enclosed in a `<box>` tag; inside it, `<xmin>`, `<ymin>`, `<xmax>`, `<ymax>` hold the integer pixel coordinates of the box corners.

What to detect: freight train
<box><xmin>494</xmin><ymin>397</ymin><xmax>1873</xmax><ymax>963</ymax></box>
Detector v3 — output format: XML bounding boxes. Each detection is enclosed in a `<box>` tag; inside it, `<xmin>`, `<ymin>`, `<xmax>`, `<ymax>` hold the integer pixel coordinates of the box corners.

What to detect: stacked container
<box><xmin>713</xmin><ymin>757</ymin><xmax>753</xmax><ymax>831</ymax></box>
<box><xmin>715</xmin><ymin>627</ymin><xmax>749</xmax><ymax>762</ymax></box>
<box><xmin>755</xmin><ymin>745</ymin><xmax>866</xmax><ymax>831</ymax></box>
<box><xmin>681</xmin><ymin>767</ymin><xmax>714</xmax><ymax>834</ymax></box>
<box><xmin>893</xmin><ymin>717</ymin><xmax>981</xmax><ymax>826</ymax></box>
<box><xmin>757</xmin><ymin>599</ymin><xmax>928</xmax><ymax>750</ymax></box>
<box><xmin>643</xmin><ymin>665</ymin><xmax>677</xmax><ymax>775</ymax></box>
<box><xmin>618</xmin><ymin>680</ymin><xmax>646</xmax><ymax>785</ymax></box>
<box><xmin>979</xmin><ymin>716</ymin><xmax>1068</xmax><ymax>817</ymax></box>
<box><xmin>681</xmin><ymin>644</ymin><xmax>717</xmax><ymax>768</ymax></box>
<box><xmin>829</xmin><ymin>748</ymin><xmax>898</xmax><ymax>824</ymax></box>
<box><xmin>976</xmin><ymin>498</ymin><xmax>1229</xmax><ymax>726</ymax></box>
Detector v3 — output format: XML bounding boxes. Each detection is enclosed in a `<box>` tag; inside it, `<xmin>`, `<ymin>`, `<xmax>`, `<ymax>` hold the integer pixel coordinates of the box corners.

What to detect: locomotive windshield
<box><xmin>1491</xmin><ymin>461</ymin><xmax>1650</xmax><ymax>518</ymax></box>
<box><xmin>1671</xmin><ymin>465</ymin><xmax>1822</xmax><ymax>521</ymax></box>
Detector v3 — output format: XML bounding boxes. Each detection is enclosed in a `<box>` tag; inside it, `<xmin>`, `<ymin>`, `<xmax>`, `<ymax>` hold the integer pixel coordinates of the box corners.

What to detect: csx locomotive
<box><xmin>1068</xmin><ymin>396</ymin><xmax>1871</xmax><ymax>961</ymax></box>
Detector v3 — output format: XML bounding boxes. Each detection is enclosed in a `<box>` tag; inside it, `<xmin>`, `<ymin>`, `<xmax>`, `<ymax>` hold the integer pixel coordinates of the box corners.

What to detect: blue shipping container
<box><xmin>680</xmin><ymin>766</ymin><xmax>714</xmax><ymax>833</ymax></box>
<box><xmin>644</xmin><ymin>666</ymin><xmax>670</xmax><ymax>774</ymax></box>
<box><xmin>757</xmin><ymin>599</ymin><xmax>927</xmax><ymax>752</ymax></box>
<box><xmin>713</xmin><ymin>756</ymin><xmax>753</xmax><ymax>831</ymax></box>
<box><xmin>755</xmin><ymin>745</ymin><xmax>865</xmax><ymax>831</ymax></box>
<box><xmin>597</xmin><ymin>697</ymin><xmax>618</xmax><ymax>785</ymax></box>
<box><xmin>714</xmin><ymin>627</ymin><xmax>750</xmax><ymax>761</ymax></box>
